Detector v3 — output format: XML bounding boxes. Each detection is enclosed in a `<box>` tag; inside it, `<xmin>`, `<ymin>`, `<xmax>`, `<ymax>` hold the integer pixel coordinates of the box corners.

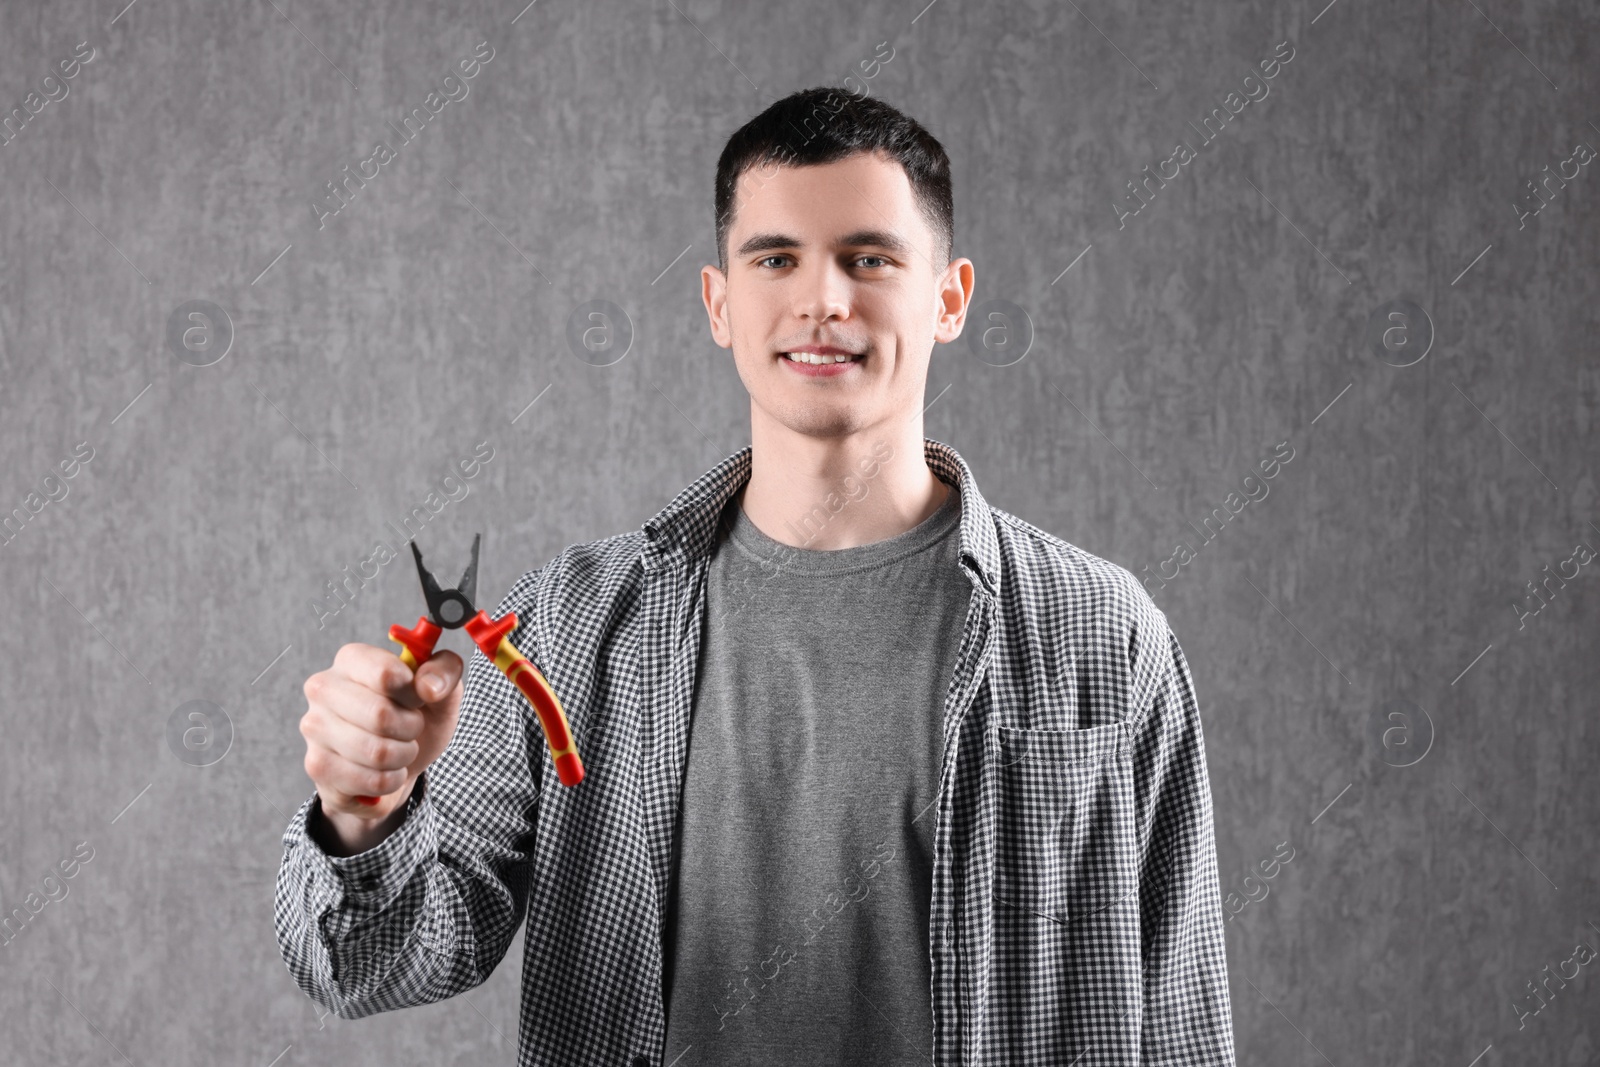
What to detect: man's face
<box><xmin>702</xmin><ymin>149</ymin><xmax>973</xmax><ymax>441</ymax></box>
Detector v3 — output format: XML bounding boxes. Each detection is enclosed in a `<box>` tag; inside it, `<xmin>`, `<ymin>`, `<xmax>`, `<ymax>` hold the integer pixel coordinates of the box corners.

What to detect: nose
<box><xmin>793</xmin><ymin>259</ymin><xmax>852</xmax><ymax>324</ymax></box>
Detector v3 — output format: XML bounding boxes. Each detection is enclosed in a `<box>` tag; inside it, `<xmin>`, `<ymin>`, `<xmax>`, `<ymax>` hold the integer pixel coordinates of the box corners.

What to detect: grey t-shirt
<box><xmin>661</xmin><ymin>477</ymin><xmax>972</xmax><ymax>1065</ymax></box>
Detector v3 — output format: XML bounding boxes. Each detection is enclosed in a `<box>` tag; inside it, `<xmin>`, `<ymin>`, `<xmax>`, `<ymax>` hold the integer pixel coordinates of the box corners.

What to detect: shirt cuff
<box><xmin>293</xmin><ymin>773</ymin><xmax>436</xmax><ymax>911</ymax></box>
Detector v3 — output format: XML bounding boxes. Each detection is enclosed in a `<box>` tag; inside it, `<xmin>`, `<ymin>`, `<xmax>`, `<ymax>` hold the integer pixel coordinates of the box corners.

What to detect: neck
<box><xmin>739</xmin><ymin>417</ymin><xmax>952</xmax><ymax>551</ymax></box>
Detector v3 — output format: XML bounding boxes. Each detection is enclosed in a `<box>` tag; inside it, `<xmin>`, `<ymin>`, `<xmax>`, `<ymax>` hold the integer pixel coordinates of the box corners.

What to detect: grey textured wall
<box><xmin>2</xmin><ymin>0</ymin><xmax>1596</xmax><ymax>1063</ymax></box>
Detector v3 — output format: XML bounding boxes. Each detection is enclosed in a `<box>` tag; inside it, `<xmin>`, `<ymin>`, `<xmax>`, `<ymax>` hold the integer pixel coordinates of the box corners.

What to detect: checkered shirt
<box><xmin>274</xmin><ymin>437</ymin><xmax>1236</xmax><ymax>1066</ymax></box>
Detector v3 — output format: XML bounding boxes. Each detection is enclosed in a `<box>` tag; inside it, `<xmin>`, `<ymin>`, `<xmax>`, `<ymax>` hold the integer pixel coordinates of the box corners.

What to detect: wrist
<box><xmin>312</xmin><ymin>778</ymin><xmax>417</xmax><ymax>857</ymax></box>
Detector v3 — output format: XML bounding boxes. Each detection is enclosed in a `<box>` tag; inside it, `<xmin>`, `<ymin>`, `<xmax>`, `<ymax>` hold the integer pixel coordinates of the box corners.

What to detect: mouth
<box><xmin>777</xmin><ymin>349</ymin><xmax>864</xmax><ymax>377</ymax></box>
<box><xmin>776</xmin><ymin>350</ymin><xmax>864</xmax><ymax>366</ymax></box>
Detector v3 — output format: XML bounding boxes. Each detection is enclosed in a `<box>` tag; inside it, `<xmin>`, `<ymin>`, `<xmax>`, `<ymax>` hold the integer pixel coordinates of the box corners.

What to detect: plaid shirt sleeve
<box><xmin>272</xmin><ymin>583</ymin><xmax>546</xmax><ymax>1020</ymax></box>
<box><xmin>1128</xmin><ymin>620</ymin><xmax>1237</xmax><ymax>1064</ymax></box>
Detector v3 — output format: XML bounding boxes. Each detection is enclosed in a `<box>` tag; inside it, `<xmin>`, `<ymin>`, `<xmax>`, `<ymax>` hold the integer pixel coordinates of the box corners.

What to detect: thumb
<box><xmin>406</xmin><ymin>650</ymin><xmax>464</xmax><ymax>782</ymax></box>
<box><xmin>413</xmin><ymin>650</ymin><xmax>463</xmax><ymax>705</ymax></box>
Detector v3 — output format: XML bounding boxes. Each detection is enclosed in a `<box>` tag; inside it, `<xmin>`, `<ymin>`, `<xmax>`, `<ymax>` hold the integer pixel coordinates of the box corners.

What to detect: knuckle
<box><xmin>369</xmin><ymin>701</ymin><xmax>402</xmax><ymax>738</ymax></box>
<box><xmin>370</xmin><ymin>655</ymin><xmax>401</xmax><ymax>692</ymax></box>
<box><xmin>380</xmin><ymin>661</ymin><xmax>406</xmax><ymax>694</ymax></box>
<box><xmin>364</xmin><ymin>734</ymin><xmax>398</xmax><ymax>768</ymax></box>
<box><xmin>332</xmin><ymin>642</ymin><xmax>362</xmax><ymax>672</ymax></box>
<box><xmin>361</xmin><ymin>694</ymin><xmax>393</xmax><ymax>736</ymax></box>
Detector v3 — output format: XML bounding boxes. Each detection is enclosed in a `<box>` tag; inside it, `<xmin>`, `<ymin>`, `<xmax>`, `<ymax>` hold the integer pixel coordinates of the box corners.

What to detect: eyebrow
<box><xmin>733</xmin><ymin>229</ymin><xmax>914</xmax><ymax>259</ymax></box>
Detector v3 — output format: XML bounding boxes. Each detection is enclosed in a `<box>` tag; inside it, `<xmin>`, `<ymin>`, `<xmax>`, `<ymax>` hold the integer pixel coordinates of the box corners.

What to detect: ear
<box><xmin>933</xmin><ymin>257</ymin><xmax>975</xmax><ymax>345</ymax></box>
<box><xmin>702</xmin><ymin>263</ymin><xmax>733</xmax><ymax>349</ymax></box>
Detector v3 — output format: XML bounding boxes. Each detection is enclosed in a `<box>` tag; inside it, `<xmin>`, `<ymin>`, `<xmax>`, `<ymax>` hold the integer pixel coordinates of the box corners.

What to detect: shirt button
<box><xmin>630</xmin><ymin>1056</ymin><xmax>650</xmax><ymax>1067</ymax></box>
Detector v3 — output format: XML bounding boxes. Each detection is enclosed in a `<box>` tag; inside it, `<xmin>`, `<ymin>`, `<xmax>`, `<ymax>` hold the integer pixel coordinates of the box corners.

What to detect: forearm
<box><xmin>273</xmin><ymin>778</ymin><xmax>479</xmax><ymax>1018</ymax></box>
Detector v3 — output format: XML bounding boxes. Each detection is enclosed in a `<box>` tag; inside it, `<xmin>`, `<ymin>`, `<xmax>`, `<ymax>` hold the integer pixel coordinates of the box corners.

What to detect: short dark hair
<box><xmin>713</xmin><ymin>86</ymin><xmax>954</xmax><ymax>274</ymax></box>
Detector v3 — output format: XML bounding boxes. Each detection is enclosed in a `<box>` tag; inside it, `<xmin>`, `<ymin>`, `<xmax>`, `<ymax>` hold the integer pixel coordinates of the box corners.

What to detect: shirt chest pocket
<box><xmin>992</xmin><ymin>721</ymin><xmax>1138</xmax><ymax>925</ymax></box>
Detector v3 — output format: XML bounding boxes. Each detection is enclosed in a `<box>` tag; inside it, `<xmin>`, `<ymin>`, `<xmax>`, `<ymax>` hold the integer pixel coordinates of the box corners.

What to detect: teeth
<box><xmin>783</xmin><ymin>352</ymin><xmax>858</xmax><ymax>365</ymax></box>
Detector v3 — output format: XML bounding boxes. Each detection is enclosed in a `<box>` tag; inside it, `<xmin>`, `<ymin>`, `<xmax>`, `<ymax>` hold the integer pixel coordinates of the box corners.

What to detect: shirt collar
<box><xmin>640</xmin><ymin>437</ymin><xmax>1000</xmax><ymax>597</ymax></box>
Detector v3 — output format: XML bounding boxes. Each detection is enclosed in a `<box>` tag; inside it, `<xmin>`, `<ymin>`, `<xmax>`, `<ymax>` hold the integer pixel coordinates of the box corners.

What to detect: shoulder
<box><xmin>498</xmin><ymin>528</ymin><xmax>650</xmax><ymax>609</ymax></box>
<box><xmin>992</xmin><ymin>506</ymin><xmax>1165</xmax><ymax>622</ymax></box>
<box><xmin>990</xmin><ymin>505</ymin><xmax>1175</xmax><ymax>705</ymax></box>
<box><xmin>489</xmin><ymin>529</ymin><xmax>651</xmax><ymax>649</ymax></box>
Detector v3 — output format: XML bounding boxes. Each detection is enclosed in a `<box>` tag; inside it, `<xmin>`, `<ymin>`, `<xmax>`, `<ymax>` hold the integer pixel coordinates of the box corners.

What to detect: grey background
<box><xmin>2</xmin><ymin>0</ymin><xmax>1596</xmax><ymax>1064</ymax></box>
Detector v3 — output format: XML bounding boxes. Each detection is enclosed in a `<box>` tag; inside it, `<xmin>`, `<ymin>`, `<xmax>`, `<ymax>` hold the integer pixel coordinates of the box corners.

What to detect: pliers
<box><xmin>353</xmin><ymin>532</ymin><xmax>584</xmax><ymax>804</ymax></box>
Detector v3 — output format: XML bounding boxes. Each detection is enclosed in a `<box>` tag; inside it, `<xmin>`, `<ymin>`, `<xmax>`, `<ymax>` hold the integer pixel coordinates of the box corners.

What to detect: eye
<box><xmin>755</xmin><ymin>254</ymin><xmax>891</xmax><ymax>269</ymax></box>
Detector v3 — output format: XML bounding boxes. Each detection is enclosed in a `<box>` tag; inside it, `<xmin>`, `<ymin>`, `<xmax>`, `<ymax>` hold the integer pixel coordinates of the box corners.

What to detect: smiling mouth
<box><xmin>778</xmin><ymin>351</ymin><xmax>864</xmax><ymax>365</ymax></box>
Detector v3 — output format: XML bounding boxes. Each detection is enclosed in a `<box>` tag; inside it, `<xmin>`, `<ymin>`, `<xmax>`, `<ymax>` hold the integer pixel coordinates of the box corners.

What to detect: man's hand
<box><xmin>299</xmin><ymin>643</ymin><xmax>464</xmax><ymax>856</ymax></box>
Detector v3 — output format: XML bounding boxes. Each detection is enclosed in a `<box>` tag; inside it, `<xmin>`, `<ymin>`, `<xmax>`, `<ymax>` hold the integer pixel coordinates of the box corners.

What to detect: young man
<box><xmin>276</xmin><ymin>87</ymin><xmax>1236</xmax><ymax>1066</ymax></box>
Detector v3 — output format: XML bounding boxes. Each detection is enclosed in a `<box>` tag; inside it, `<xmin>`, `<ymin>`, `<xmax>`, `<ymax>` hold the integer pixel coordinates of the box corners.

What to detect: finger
<box><xmin>314</xmin><ymin>749</ymin><xmax>410</xmax><ymax>801</ymax></box>
<box><xmin>311</xmin><ymin>671</ymin><xmax>426</xmax><ymax>741</ymax></box>
<box><xmin>306</xmin><ymin>702</ymin><xmax>421</xmax><ymax>772</ymax></box>
<box><xmin>332</xmin><ymin>642</ymin><xmax>429</xmax><ymax>710</ymax></box>
<box><xmin>413</xmin><ymin>650</ymin><xmax>463</xmax><ymax>704</ymax></box>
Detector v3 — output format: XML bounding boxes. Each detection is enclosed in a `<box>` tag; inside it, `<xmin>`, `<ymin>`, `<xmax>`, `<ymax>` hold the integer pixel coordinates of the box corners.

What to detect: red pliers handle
<box><xmin>351</xmin><ymin>535</ymin><xmax>584</xmax><ymax>804</ymax></box>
